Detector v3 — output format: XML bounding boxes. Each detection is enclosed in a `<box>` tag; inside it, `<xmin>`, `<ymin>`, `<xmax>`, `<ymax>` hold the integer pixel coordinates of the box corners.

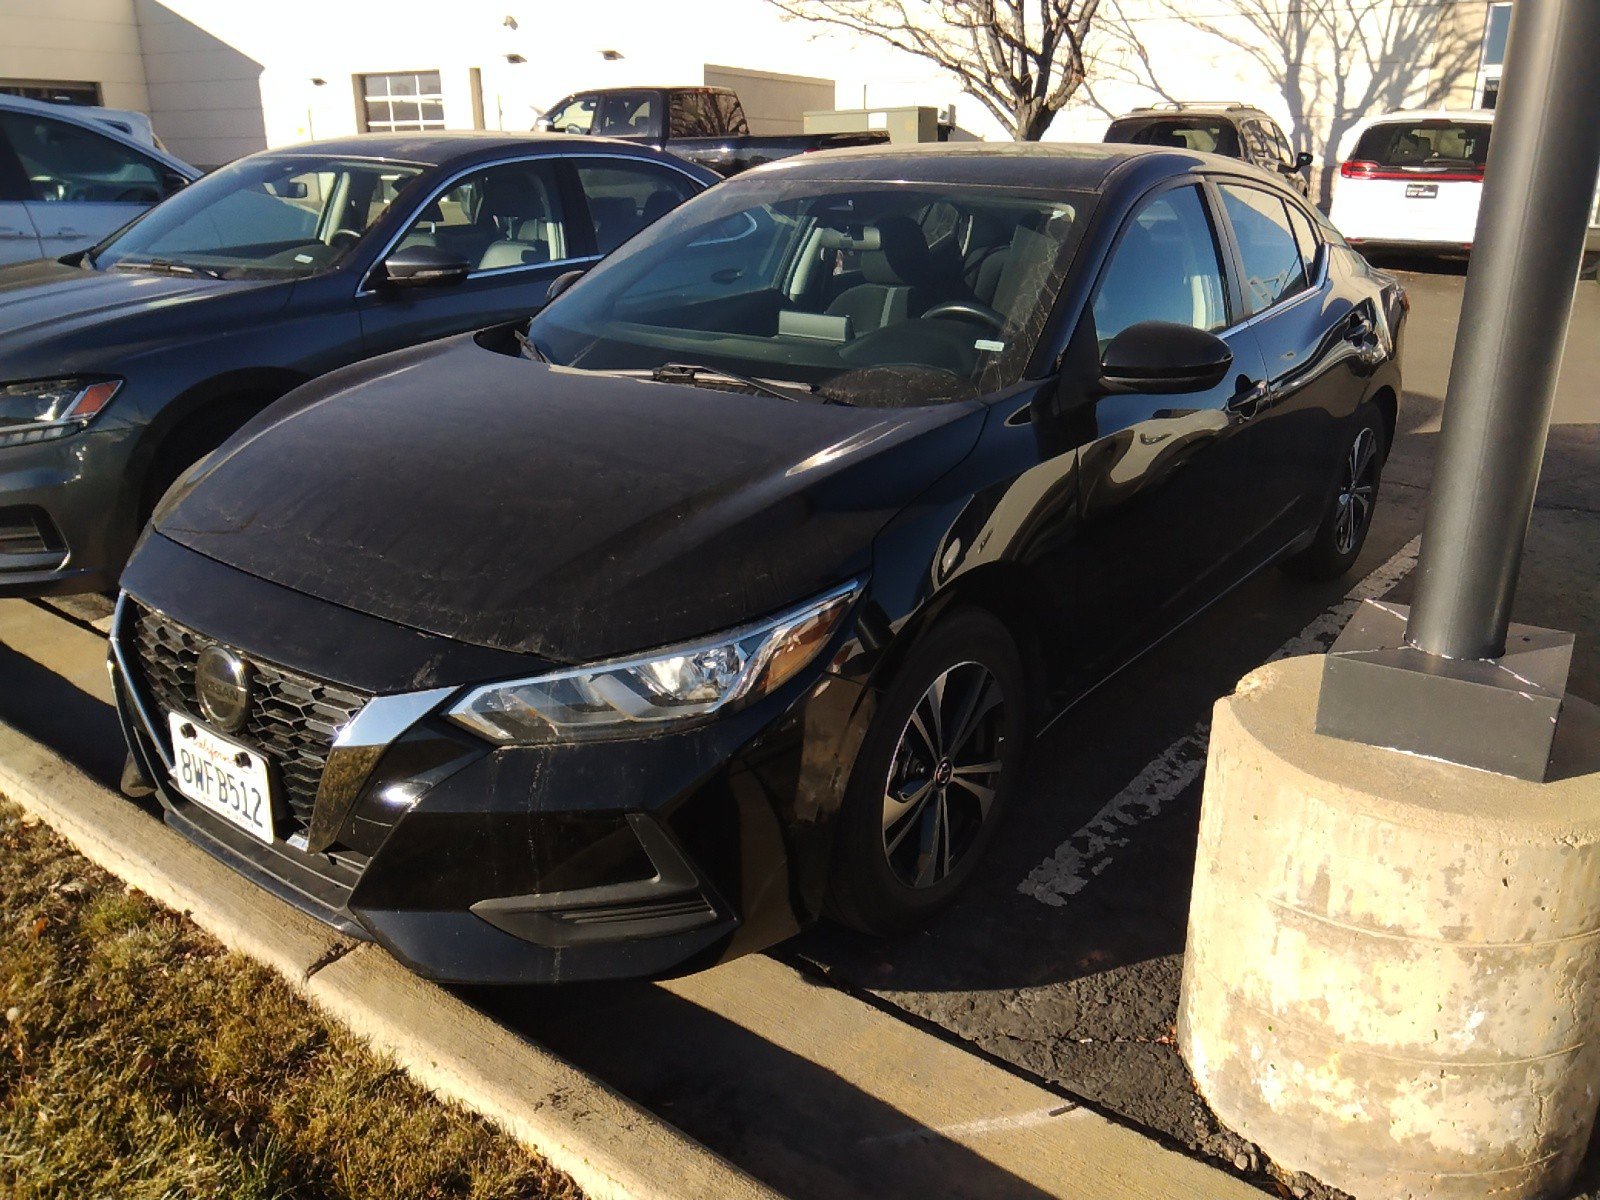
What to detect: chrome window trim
<box><xmin>354</xmin><ymin>150</ymin><xmax>708</xmax><ymax>299</ymax></box>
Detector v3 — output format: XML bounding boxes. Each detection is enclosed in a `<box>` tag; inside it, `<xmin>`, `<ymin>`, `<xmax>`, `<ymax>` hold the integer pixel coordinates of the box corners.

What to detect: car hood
<box><xmin>155</xmin><ymin>335</ymin><xmax>986</xmax><ymax>663</ymax></box>
<box><xmin>0</xmin><ymin>258</ymin><xmax>287</xmax><ymax>355</ymax></box>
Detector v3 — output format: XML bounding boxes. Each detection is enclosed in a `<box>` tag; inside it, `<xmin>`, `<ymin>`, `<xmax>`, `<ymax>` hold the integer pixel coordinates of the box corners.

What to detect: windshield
<box><xmin>1106</xmin><ymin>117</ymin><xmax>1241</xmax><ymax>157</ymax></box>
<box><xmin>93</xmin><ymin>156</ymin><xmax>426</xmax><ymax>279</ymax></box>
<box><xmin>530</xmin><ymin>178</ymin><xmax>1091</xmax><ymax>405</ymax></box>
<box><xmin>1351</xmin><ymin>120</ymin><xmax>1491</xmax><ymax>171</ymax></box>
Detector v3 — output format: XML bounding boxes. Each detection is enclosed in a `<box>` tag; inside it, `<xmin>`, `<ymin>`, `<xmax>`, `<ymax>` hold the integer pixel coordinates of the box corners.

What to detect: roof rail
<box><xmin>1132</xmin><ymin>100</ymin><xmax>1253</xmax><ymax>113</ymax></box>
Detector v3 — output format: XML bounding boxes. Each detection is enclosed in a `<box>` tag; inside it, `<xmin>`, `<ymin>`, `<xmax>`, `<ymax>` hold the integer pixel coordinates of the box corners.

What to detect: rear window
<box><xmin>1105</xmin><ymin>117</ymin><xmax>1241</xmax><ymax>157</ymax></box>
<box><xmin>1351</xmin><ymin>120</ymin><xmax>1490</xmax><ymax>169</ymax></box>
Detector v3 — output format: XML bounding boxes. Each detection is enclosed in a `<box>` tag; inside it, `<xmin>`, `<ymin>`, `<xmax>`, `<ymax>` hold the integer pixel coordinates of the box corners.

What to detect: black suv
<box><xmin>1106</xmin><ymin>103</ymin><xmax>1312</xmax><ymax>197</ymax></box>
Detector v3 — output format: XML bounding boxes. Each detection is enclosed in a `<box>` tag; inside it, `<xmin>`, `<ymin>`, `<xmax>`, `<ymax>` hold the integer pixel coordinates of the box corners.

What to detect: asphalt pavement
<box><xmin>2</xmin><ymin>264</ymin><xmax>1597</xmax><ymax>1198</ymax></box>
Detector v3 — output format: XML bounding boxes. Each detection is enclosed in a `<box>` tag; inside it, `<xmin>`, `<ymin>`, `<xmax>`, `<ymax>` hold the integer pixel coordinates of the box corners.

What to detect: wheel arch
<box><xmin>867</xmin><ymin>563</ymin><xmax>1054</xmax><ymax>729</ymax></box>
<box><xmin>130</xmin><ymin>367</ymin><xmax>312</xmax><ymax>511</ymax></box>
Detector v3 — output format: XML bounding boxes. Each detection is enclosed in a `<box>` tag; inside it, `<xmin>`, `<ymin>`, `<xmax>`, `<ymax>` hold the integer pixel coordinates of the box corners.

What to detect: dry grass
<box><xmin>0</xmin><ymin>798</ymin><xmax>580</xmax><ymax>1200</ymax></box>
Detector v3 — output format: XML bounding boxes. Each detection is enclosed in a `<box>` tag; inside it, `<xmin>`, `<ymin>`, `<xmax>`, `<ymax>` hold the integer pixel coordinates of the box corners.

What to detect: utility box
<box><xmin>703</xmin><ymin>65</ymin><xmax>834</xmax><ymax>135</ymax></box>
<box><xmin>805</xmin><ymin>105</ymin><xmax>952</xmax><ymax>143</ymax></box>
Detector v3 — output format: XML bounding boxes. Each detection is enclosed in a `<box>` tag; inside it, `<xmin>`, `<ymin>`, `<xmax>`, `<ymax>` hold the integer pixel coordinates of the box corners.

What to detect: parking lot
<box><xmin>3</xmin><ymin>262</ymin><xmax>1598</xmax><ymax>1198</ymax></box>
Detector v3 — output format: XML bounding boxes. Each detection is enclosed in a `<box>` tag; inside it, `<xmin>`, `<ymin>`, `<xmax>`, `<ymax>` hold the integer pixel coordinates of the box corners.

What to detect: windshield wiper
<box><xmin>649</xmin><ymin>362</ymin><xmax>814</xmax><ymax>403</ymax></box>
<box><xmin>513</xmin><ymin>327</ymin><xmax>550</xmax><ymax>363</ymax></box>
<box><xmin>112</xmin><ymin>257</ymin><xmax>225</xmax><ymax>280</ymax></box>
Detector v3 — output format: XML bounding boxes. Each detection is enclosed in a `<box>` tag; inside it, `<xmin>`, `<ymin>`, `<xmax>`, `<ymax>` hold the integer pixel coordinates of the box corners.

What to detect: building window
<box><xmin>1476</xmin><ymin>3</ymin><xmax>1511</xmax><ymax>109</ymax></box>
<box><xmin>359</xmin><ymin>71</ymin><xmax>445</xmax><ymax>133</ymax></box>
<box><xmin>0</xmin><ymin>79</ymin><xmax>102</xmax><ymax>106</ymax></box>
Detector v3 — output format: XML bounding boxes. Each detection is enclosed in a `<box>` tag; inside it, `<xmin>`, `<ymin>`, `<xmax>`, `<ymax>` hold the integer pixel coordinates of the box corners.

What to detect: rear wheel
<box><xmin>1281</xmin><ymin>405</ymin><xmax>1384</xmax><ymax>581</ymax></box>
<box><xmin>827</xmin><ymin>609</ymin><xmax>1030</xmax><ymax>935</ymax></box>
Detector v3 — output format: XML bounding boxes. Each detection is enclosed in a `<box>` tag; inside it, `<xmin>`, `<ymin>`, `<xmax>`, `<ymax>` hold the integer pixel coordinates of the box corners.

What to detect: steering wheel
<box><xmin>328</xmin><ymin>229</ymin><xmax>363</xmax><ymax>249</ymax></box>
<box><xmin>921</xmin><ymin>300</ymin><xmax>1006</xmax><ymax>333</ymax></box>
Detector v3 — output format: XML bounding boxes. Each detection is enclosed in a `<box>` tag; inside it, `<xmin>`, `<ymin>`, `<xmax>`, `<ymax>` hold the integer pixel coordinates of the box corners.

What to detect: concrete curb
<box><xmin>0</xmin><ymin>719</ymin><xmax>779</xmax><ymax>1200</ymax></box>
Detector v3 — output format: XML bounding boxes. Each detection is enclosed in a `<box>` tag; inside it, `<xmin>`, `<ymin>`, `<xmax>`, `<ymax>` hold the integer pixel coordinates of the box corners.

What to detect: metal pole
<box><xmin>1406</xmin><ymin>0</ymin><xmax>1600</xmax><ymax>662</ymax></box>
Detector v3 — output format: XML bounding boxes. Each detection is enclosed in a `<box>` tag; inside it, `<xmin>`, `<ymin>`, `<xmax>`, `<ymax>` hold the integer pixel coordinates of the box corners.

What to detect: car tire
<box><xmin>1281</xmin><ymin>405</ymin><xmax>1386</xmax><ymax>581</ymax></box>
<box><xmin>826</xmin><ymin>608</ymin><xmax>1031</xmax><ymax>936</ymax></box>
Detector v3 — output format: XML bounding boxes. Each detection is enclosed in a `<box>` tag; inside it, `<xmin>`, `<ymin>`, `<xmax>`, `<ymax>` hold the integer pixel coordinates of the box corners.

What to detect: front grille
<box><xmin>128</xmin><ymin>605</ymin><xmax>370</xmax><ymax>828</ymax></box>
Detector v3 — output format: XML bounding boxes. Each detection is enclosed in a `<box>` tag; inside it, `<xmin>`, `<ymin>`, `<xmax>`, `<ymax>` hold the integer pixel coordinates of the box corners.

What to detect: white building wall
<box><xmin>0</xmin><ymin>0</ymin><xmax>1488</xmax><ymax>191</ymax></box>
<box><xmin>0</xmin><ymin>0</ymin><xmax>149</xmax><ymax>111</ymax></box>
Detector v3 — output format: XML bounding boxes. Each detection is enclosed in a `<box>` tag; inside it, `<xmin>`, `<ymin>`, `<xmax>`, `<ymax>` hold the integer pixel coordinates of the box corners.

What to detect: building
<box><xmin>2</xmin><ymin>0</ymin><xmax>1511</xmax><ymax>191</ymax></box>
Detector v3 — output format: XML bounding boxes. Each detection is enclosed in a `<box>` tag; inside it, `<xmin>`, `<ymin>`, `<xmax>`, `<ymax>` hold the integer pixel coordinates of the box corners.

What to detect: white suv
<box><xmin>1333</xmin><ymin>107</ymin><xmax>1600</xmax><ymax>269</ymax></box>
<box><xmin>1329</xmin><ymin>110</ymin><xmax>1493</xmax><ymax>256</ymax></box>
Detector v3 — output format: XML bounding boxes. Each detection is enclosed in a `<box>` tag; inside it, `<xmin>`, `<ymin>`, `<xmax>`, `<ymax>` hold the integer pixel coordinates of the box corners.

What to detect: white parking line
<box><xmin>1016</xmin><ymin>536</ymin><xmax>1423</xmax><ymax>907</ymax></box>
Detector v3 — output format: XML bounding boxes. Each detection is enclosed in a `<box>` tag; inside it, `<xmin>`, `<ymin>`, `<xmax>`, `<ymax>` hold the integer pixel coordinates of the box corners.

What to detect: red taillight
<box><xmin>1340</xmin><ymin>159</ymin><xmax>1484</xmax><ymax>183</ymax></box>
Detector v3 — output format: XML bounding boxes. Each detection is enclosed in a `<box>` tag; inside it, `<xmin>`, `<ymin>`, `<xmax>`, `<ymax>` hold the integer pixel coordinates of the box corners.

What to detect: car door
<box><xmin>1213</xmin><ymin>180</ymin><xmax>1350</xmax><ymax>542</ymax></box>
<box><xmin>356</xmin><ymin>156</ymin><xmax>594</xmax><ymax>357</ymax></box>
<box><xmin>0</xmin><ymin>129</ymin><xmax>41</xmax><ymax>263</ymax></box>
<box><xmin>0</xmin><ymin>109</ymin><xmax>179</xmax><ymax>258</ymax></box>
<box><xmin>1044</xmin><ymin>179</ymin><xmax>1273</xmax><ymax>673</ymax></box>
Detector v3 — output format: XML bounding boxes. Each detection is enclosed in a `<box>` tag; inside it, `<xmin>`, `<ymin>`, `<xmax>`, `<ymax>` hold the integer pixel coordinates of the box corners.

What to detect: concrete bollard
<box><xmin>1178</xmin><ymin>655</ymin><xmax>1600</xmax><ymax>1200</ymax></box>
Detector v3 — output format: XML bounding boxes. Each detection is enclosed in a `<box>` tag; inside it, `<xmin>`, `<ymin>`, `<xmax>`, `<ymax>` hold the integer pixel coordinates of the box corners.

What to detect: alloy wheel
<box><xmin>881</xmin><ymin>661</ymin><xmax>1007</xmax><ymax>889</ymax></box>
<box><xmin>1333</xmin><ymin>426</ymin><xmax>1379</xmax><ymax>555</ymax></box>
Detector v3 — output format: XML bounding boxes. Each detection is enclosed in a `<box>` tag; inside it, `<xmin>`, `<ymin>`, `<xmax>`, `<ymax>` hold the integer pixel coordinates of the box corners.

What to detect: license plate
<box><xmin>1406</xmin><ymin>183</ymin><xmax>1438</xmax><ymax>199</ymax></box>
<box><xmin>167</xmin><ymin>713</ymin><xmax>275</xmax><ymax>844</ymax></box>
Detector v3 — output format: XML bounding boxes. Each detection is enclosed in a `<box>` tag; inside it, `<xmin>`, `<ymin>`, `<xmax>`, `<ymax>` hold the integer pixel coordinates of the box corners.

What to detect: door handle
<box><xmin>1227</xmin><ymin>379</ymin><xmax>1270</xmax><ymax>418</ymax></box>
<box><xmin>0</xmin><ymin>226</ymin><xmax>33</xmax><ymax>240</ymax></box>
<box><xmin>52</xmin><ymin>227</ymin><xmax>82</xmax><ymax>238</ymax></box>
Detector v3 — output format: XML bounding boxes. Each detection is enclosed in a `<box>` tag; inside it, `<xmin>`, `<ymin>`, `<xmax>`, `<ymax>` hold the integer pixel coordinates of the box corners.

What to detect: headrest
<box><xmin>641</xmin><ymin>189</ymin><xmax>679</xmax><ymax>223</ymax></box>
<box><xmin>861</xmin><ymin>215</ymin><xmax>936</xmax><ymax>286</ymax></box>
<box><xmin>480</xmin><ymin>170</ymin><xmax>547</xmax><ymax>220</ymax></box>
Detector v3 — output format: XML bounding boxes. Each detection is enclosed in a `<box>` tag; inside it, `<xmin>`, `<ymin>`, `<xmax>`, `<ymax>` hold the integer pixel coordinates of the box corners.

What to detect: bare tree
<box><xmin>765</xmin><ymin>0</ymin><xmax>1107</xmax><ymax>141</ymax></box>
<box><xmin>1106</xmin><ymin>0</ymin><xmax>1481</xmax><ymax>207</ymax></box>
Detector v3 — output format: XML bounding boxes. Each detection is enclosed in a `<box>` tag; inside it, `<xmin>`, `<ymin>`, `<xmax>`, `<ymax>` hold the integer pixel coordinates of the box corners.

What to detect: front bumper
<box><xmin>0</xmin><ymin>423</ymin><xmax>142</xmax><ymax>596</ymax></box>
<box><xmin>111</xmin><ymin>540</ymin><xmax>872</xmax><ymax>985</ymax></box>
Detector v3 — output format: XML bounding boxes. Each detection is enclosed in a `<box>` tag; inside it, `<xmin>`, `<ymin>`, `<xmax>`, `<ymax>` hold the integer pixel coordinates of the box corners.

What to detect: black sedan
<box><xmin>112</xmin><ymin>143</ymin><xmax>1404</xmax><ymax>984</ymax></box>
<box><xmin>0</xmin><ymin>132</ymin><xmax>714</xmax><ymax>596</ymax></box>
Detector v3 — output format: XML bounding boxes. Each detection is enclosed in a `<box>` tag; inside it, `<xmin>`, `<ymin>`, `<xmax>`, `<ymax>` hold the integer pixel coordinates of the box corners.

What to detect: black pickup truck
<box><xmin>534</xmin><ymin>85</ymin><xmax>888</xmax><ymax>177</ymax></box>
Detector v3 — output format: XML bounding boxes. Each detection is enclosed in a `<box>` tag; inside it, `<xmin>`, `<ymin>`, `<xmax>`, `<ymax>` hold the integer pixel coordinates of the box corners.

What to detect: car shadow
<box><xmin>472</xmin><ymin>980</ymin><xmax>1063</xmax><ymax>1200</ymax></box>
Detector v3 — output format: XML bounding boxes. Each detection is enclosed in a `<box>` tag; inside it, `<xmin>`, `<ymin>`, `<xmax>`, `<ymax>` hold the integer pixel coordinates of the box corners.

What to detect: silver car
<box><xmin>0</xmin><ymin>95</ymin><xmax>198</xmax><ymax>265</ymax></box>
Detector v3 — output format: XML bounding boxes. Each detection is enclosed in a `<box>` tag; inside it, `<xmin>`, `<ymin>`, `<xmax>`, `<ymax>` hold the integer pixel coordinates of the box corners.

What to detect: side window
<box><xmin>1269</xmin><ymin>124</ymin><xmax>1295</xmax><ymax>166</ymax></box>
<box><xmin>1285</xmin><ymin>201</ymin><xmax>1321</xmax><ymax>278</ymax></box>
<box><xmin>0</xmin><ymin>112</ymin><xmax>164</xmax><ymax>203</ymax></box>
<box><xmin>574</xmin><ymin>161</ymin><xmax>697</xmax><ymax>254</ymax></box>
<box><xmin>668</xmin><ymin>92</ymin><xmax>720</xmax><ymax>139</ymax></box>
<box><xmin>1218</xmin><ymin>183</ymin><xmax>1308</xmax><ymax>313</ymax></box>
<box><xmin>1240</xmin><ymin>121</ymin><xmax>1276</xmax><ymax>167</ymax></box>
<box><xmin>544</xmin><ymin>94</ymin><xmax>597</xmax><ymax>135</ymax></box>
<box><xmin>593</xmin><ymin>92</ymin><xmax>654</xmax><ymax>138</ymax></box>
<box><xmin>709</xmin><ymin>92</ymin><xmax>749</xmax><ymax>136</ymax></box>
<box><xmin>1092</xmin><ymin>184</ymin><xmax>1230</xmax><ymax>347</ymax></box>
<box><xmin>397</xmin><ymin>159</ymin><xmax>569</xmax><ymax>272</ymax></box>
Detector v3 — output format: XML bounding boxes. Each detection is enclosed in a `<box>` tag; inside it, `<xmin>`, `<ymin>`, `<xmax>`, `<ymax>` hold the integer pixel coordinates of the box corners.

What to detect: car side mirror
<box><xmin>534</xmin><ymin>117</ymin><xmax>553</xmax><ymax>132</ymax></box>
<box><xmin>1100</xmin><ymin>321</ymin><xmax>1233</xmax><ymax>394</ymax></box>
<box><xmin>381</xmin><ymin>244</ymin><xmax>472</xmax><ymax>289</ymax></box>
<box><xmin>1296</xmin><ymin>151</ymin><xmax>1314</xmax><ymax>171</ymax></box>
<box><xmin>546</xmin><ymin>268</ymin><xmax>586</xmax><ymax>305</ymax></box>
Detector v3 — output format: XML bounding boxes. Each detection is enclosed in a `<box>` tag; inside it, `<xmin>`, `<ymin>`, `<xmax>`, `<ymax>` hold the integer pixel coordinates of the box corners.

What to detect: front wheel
<box><xmin>1281</xmin><ymin>406</ymin><xmax>1385</xmax><ymax>581</ymax></box>
<box><xmin>826</xmin><ymin>608</ymin><xmax>1030</xmax><ymax>935</ymax></box>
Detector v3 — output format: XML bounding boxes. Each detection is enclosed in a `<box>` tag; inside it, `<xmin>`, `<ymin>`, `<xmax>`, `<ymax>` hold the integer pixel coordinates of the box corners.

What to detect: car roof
<box><xmin>0</xmin><ymin>93</ymin><xmax>198</xmax><ymax>176</ymax></box>
<box><xmin>1121</xmin><ymin>103</ymin><xmax>1273</xmax><ymax>119</ymax></box>
<box><xmin>743</xmin><ymin>140</ymin><xmax>1245</xmax><ymax>194</ymax></box>
<box><xmin>1364</xmin><ymin>108</ymin><xmax>1496</xmax><ymax>125</ymax></box>
<box><xmin>251</xmin><ymin>130</ymin><xmax>717</xmax><ymax>176</ymax></box>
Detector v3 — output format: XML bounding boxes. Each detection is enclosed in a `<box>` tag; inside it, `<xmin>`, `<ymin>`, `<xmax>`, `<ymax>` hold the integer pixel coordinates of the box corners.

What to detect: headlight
<box><xmin>447</xmin><ymin>580</ymin><xmax>862</xmax><ymax>745</ymax></box>
<box><xmin>0</xmin><ymin>378</ymin><xmax>121</xmax><ymax>448</ymax></box>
